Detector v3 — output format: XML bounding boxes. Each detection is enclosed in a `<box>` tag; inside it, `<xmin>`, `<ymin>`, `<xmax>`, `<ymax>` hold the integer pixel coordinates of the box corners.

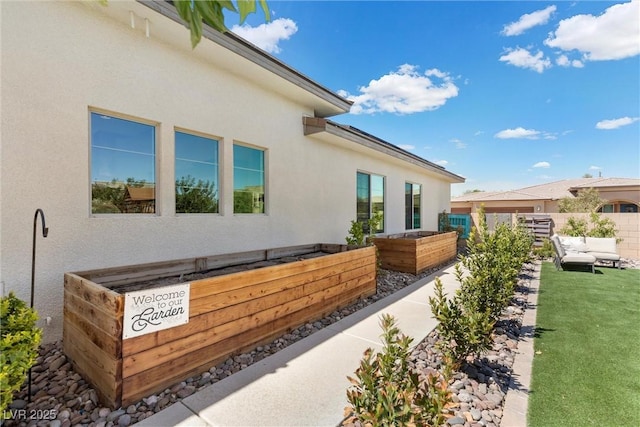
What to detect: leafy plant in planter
<box><xmin>346</xmin><ymin>212</ymin><xmax>383</xmax><ymax>246</ymax></box>
<box><xmin>1</xmin><ymin>292</ymin><xmax>42</xmax><ymax>414</ymax></box>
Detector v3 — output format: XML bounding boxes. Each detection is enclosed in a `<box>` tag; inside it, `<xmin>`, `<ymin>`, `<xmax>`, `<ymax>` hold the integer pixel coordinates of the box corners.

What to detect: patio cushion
<box><xmin>585</xmin><ymin>237</ymin><xmax>617</xmax><ymax>254</ymax></box>
<box><xmin>561</xmin><ymin>252</ymin><xmax>597</xmax><ymax>264</ymax></box>
<box><xmin>588</xmin><ymin>251</ymin><xmax>620</xmax><ymax>261</ymax></box>
<box><xmin>559</xmin><ymin>235</ymin><xmax>588</xmax><ymax>253</ymax></box>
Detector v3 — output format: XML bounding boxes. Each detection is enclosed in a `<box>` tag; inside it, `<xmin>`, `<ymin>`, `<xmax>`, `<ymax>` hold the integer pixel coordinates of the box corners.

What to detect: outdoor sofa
<box><xmin>550</xmin><ymin>234</ymin><xmax>621</xmax><ymax>273</ymax></box>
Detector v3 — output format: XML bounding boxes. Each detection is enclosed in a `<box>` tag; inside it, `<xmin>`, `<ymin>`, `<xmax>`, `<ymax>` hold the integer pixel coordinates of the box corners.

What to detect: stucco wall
<box><xmin>1</xmin><ymin>1</ymin><xmax>455</xmax><ymax>341</ymax></box>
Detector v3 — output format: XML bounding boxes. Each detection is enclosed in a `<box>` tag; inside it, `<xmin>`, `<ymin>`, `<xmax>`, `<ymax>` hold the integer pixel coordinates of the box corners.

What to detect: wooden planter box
<box><xmin>63</xmin><ymin>244</ymin><xmax>376</xmax><ymax>408</ymax></box>
<box><xmin>372</xmin><ymin>231</ymin><xmax>458</xmax><ymax>274</ymax></box>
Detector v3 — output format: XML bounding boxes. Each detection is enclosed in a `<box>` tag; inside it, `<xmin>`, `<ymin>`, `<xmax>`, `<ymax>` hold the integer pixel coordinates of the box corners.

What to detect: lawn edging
<box><xmin>501</xmin><ymin>259</ymin><xmax>541</xmax><ymax>427</ymax></box>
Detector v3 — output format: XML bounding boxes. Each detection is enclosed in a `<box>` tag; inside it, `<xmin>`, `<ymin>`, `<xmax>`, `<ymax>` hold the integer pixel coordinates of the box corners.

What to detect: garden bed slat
<box><xmin>188</xmin><ymin>253</ymin><xmax>374</xmax><ymax>315</ymax></box>
<box><xmin>121</xmin><ymin>269</ymin><xmax>375</xmax><ymax>378</ymax></box>
<box><xmin>63</xmin><ymin>292</ymin><xmax>123</xmax><ymax>338</ymax></box>
<box><xmin>64</xmin><ymin>273</ymin><xmax>124</xmax><ymax>315</ymax></box>
<box><xmin>63</xmin><ymin>318</ymin><xmax>122</xmax><ymax>407</ymax></box>
<box><xmin>63</xmin><ymin>305</ymin><xmax>121</xmax><ymax>358</ymax></box>
<box><xmin>189</xmin><ymin>248</ymin><xmax>373</xmax><ymax>300</ymax></box>
<box><xmin>119</xmin><ymin>275</ymin><xmax>375</xmax><ymax>405</ymax></box>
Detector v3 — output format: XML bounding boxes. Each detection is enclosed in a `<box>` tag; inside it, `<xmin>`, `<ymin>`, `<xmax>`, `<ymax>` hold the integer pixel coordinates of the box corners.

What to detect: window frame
<box><xmin>89</xmin><ymin>109</ymin><xmax>159</xmax><ymax>216</ymax></box>
<box><xmin>174</xmin><ymin>128</ymin><xmax>221</xmax><ymax>215</ymax></box>
<box><xmin>356</xmin><ymin>171</ymin><xmax>385</xmax><ymax>234</ymax></box>
<box><xmin>233</xmin><ymin>142</ymin><xmax>267</xmax><ymax>214</ymax></box>
<box><xmin>405</xmin><ymin>182</ymin><xmax>421</xmax><ymax>230</ymax></box>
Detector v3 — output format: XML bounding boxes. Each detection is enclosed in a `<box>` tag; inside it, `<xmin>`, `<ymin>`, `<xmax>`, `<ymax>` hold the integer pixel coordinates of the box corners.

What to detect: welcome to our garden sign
<box><xmin>123</xmin><ymin>283</ymin><xmax>190</xmax><ymax>339</ymax></box>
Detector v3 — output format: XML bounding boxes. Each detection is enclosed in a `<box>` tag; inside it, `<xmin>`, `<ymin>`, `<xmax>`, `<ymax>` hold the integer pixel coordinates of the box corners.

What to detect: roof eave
<box><xmin>303</xmin><ymin>117</ymin><xmax>465</xmax><ymax>183</ymax></box>
<box><xmin>137</xmin><ymin>0</ymin><xmax>352</xmax><ymax>117</ymax></box>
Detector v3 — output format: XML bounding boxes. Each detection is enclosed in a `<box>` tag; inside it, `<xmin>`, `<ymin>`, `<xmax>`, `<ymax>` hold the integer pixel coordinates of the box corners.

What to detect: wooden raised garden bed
<box><xmin>63</xmin><ymin>243</ymin><xmax>376</xmax><ymax>408</ymax></box>
<box><xmin>372</xmin><ymin>231</ymin><xmax>458</xmax><ymax>274</ymax></box>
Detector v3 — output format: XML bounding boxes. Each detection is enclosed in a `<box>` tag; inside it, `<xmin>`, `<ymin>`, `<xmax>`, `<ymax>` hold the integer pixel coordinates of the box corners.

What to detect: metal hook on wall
<box><xmin>29</xmin><ymin>208</ymin><xmax>48</xmax><ymax>402</ymax></box>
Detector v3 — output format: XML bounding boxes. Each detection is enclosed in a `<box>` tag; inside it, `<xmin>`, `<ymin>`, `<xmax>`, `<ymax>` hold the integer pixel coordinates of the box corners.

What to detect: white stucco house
<box><xmin>0</xmin><ymin>0</ymin><xmax>464</xmax><ymax>342</ymax></box>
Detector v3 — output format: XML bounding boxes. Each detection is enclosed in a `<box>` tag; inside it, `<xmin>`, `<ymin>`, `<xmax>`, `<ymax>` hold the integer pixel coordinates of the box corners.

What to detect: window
<box><xmin>620</xmin><ymin>203</ymin><xmax>638</xmax><ymax>213</ymax></box>
<box><xmin>90</xmin><ymin>112</ymin><xmax>156</xmax><ymax>214</ymax></box>
<box><xmin>234</xmin><ymin>144</ymin><xmax>265</xmax><ymax>213</ymax></box>
<box><xmin>405</xmin><ymin>183</ymin><xmax>421</xmax><ymax>230</ymax></box>
<box><xmin>356</xmin><ymin>172</ymin><xmax>385</xmax><ymax>233</ymax></box>
<box><xmin>175</xmin><ymin>131</ymin><xmax>219</xmax><ymax>213</ymax></box>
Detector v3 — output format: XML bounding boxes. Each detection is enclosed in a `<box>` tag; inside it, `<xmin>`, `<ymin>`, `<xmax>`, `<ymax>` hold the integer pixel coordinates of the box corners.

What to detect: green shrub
<box><xmin>559</xmin><ymin>212</ymin><xmax>621</xmax><ymax>242</ymax></box>
<box><xmin>429</xmin><ymin>277</ymin><xmax>494</xmax><ymax>367</ymax></box>
<box><xmin>533</xmin><ymin>238</ymin><xmax>555</xmax><ymax>259</ymax></box>
<box><xmin>429</xmin><ymin>206</ymin><xmax>532</xmax><ymax>366</ymax></box>
<box><xmin>438</xmin><ymin>210</ymin><xmax>463</xmax><ymax>238</ymax></box>
<box><xmin>346</xmin><ymin>211</ymin><xmax>384</xmax><ymax>246</ymax></box>
<box><xmin>1</xmin><ymin>292</ymin><xmax>42</xmax><ymax>414</ymax></box>
<box><xmin>345</xmin><ymin>314</ymin><xmax>451</xmax><ymax>426</ymax></box>
<box><xmin>345</xmin><ymin>220</ymin><xmax>366</xmax><ymax>246</ymax></box>
<box><xmin>457</xmin><ymin>208</ymin><xmax>532</xmax><ymax>322</ymax></box>
<box><xmin>559</xmin><ymin>216</ymin><xmax>589</xmax><ymax>237</ymax></box>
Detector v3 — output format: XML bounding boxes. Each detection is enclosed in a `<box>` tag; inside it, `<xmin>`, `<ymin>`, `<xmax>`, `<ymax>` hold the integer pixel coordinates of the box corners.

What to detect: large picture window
<box><xmin>356</xmin><ymin>171</ymin><xmax>385</xmax><ymax>233</ymax></box>
<box><xmin>90</xmin><ymin>112</ymin><xmax>156</xmax><ymax>214</ymax></box>
<box><xmin>175</xmin><ymin>131</ymin><xmax>219</xmax><ymax>213</ymax></box>
<box><xmin>234</xmin><ymin>144</ymin><xmax>265</xmax><ymax>213</ymax></box>
<box><xmin>405</xmin><ymin>182</ymin><xmax>421</xmax><ymax>230</ymax></box>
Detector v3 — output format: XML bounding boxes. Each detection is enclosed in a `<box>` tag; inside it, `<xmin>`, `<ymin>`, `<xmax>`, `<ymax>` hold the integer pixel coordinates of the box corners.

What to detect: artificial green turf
<box><xmin>527</xmin><ymin>262</ymin><xmax>640</xmax><ymax>427</ymax></box>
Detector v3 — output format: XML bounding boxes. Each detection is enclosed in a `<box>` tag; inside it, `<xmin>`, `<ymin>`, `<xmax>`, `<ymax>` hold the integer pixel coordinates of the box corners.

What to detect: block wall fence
<box><xmin>468</xmin><ymin>213</ymin><xmax>639</xmax><ymax>260</ymax></box>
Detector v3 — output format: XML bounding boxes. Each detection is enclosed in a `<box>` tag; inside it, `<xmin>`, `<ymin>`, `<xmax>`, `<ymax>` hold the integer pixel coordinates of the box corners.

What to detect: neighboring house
<box><xmin>0</xmin><ymin>1</ymin><xmax>464</xmax><ymax>341</ymax></box>
<box><xmin>451</xmin><ymin>178</ymin><xmax>640</xmax><ymax>214</ymax></box>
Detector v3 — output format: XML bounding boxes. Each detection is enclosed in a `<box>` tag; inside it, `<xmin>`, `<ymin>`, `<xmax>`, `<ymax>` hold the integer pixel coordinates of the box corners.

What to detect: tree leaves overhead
<box><xmin>174</xmin><ymin>0</ymin><xmax>271</xmax><ymax>48</ymax></box>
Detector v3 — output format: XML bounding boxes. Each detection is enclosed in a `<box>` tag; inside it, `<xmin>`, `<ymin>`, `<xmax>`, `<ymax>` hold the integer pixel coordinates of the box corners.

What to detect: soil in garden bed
<box><xmin>109</xmin><ymin>251</ymin><xmax>332</xmax><ymax>294</ymax></box>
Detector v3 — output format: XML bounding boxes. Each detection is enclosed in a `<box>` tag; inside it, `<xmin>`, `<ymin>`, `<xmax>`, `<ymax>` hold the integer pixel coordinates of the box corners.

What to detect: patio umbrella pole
<box><xmin>29</xmin><ymin>209</ymin><xmax>48</xmax><ymax>403</ymax></box>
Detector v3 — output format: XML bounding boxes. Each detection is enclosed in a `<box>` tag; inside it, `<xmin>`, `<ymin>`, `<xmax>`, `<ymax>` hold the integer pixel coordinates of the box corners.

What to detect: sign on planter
<box><xmin>123</xmin><ymin>283</ymin><xmax>190</xmax><ymax>339</ymax></box>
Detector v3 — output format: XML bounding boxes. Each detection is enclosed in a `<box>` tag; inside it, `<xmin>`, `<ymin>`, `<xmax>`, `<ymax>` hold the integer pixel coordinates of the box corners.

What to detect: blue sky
<box><xmin>224</xmin><ymin>1</ymin><xmax>639</xmax><ymax>196</ymax></box>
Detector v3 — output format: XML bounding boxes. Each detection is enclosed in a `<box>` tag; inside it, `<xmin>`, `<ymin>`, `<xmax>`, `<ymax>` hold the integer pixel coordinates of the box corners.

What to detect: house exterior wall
<box><xmin>0</xmin><ymin>1</ymin><xmax>455</xmax><ymax>341</ymax></box>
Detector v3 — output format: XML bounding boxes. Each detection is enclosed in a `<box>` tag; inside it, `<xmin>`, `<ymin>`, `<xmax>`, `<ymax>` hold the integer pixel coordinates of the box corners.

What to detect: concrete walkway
<box><xmin>137</xmin><ymin>261</ymin><xmax>540</xmax><ymax>427</ymax></box>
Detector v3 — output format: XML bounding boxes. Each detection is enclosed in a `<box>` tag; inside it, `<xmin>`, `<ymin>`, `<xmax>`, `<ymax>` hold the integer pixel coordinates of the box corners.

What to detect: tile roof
<box><xmin>452</xmin><ymin>178</ymin><xmax>640</xmax><ymax>202</ymax></box>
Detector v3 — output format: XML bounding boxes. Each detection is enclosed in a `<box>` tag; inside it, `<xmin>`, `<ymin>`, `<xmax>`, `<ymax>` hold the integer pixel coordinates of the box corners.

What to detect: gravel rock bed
<box><xmin>6</xmin><ymin>256</ymin><xmax>638</xmax><ymax>427</ymax></box>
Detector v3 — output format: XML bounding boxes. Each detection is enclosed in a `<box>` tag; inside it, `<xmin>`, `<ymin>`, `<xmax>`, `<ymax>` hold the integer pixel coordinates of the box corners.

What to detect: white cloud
<box><xmin>589</xmin><ymin>165</ymin><xmax>602</xmax><ymax>170</ymax></box>
<box><xmin>449</xmin><ymin>138</ymin><xmax>467</xmax><ymax>149</ymax></box>
<box><xmin>397</xmin><ymin>144</ymin><xmax>415</xmax><ymax>151</ymax></box>
<box><xmin>495</xmin><ymin>127</ymin><xmax>542</xmax><ymax>139</ymax></box>
<box><xmin>555</xmin><ymin>54</ymin><xmax>584</xmax><ymax>68</ymax></box>
<box><xmin>499</xmin><ymin>47</ymin><xmax>552</xmax><ymax>73</ymax></box>
<box><xmin>545</xmin><ymin>0</ymin><xmax>640</xmax><ymax>61</ymax></box>
<box><xmin>231</xmin><ymin>18</ymin><xmax>298</xmax><ymax>54</ymax></box>
<box><xmin>595</xmin><ymin>116</ymin><xmax>640</xmax><ymax>129</ymax></box>
<box><xmin>533</xmin><ymin>161</ymin><xmax>551</xmax><ymax>168</ymax></box>
<box><xmin>502</xmin><ymin>5</ymin><xmax>557</xmax><ymax>36</ymax></box>
<box><xmin>434</xmin><ymin>159</ymin><xmax>449</xmax><ymax>166</ymax></box>
<box><xmin>339</xmin><ymin>64</ymin><xmax>459</xmax><ymax>115</ymax></box>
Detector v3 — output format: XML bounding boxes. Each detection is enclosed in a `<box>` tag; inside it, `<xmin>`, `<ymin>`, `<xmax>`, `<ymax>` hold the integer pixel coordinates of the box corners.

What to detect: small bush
<box><xmin>1</xmin><ymin>292</ymin><xmax>42</xmax><ymax>413</ymax></box>
<box><xmin>345</xmin><ymin>314</ymin><xmax>451</xmax><ymax>426</ymax></box>
<box><xmin>345</xmin><ymin>211</ymin><xmax>384</xmax><ymax>246</ymax></box>
<box><xmin>429</xmin><ymin>277</ymin><xmax>494</xmax><ymax>367</ymax></box>
<box><xmin>559</xmin><ymin>212</ymin><xmax>621</xmax><ymax>242</ymax></box>
<box><xmin>533</xmin><ymin>238</ymin><xmax>555</xmax><ymax>259</ymax></box>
